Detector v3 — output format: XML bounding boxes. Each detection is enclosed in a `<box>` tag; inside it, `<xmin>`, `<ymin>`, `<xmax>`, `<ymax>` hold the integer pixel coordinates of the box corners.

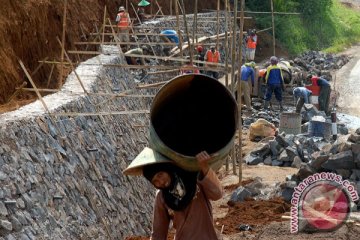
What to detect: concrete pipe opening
<box><xmin>150</xmin><ymin>74</ymin><xmax>238</xmax><ymax>171</ymax></box>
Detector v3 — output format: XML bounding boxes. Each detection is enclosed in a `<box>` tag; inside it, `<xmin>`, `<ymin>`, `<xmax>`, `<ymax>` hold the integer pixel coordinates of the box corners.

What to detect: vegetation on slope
<box><xmin>246</xmin><ymin>0</ymin><xmax>360</xmax><ymax>54</ymax></box>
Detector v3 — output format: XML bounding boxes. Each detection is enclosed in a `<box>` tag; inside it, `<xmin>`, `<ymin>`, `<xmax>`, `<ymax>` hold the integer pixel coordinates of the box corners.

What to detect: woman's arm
<box><xmin>150</xmin><ymin>191</ymin><xmax>170</xmax><ymax>240</ymax></box>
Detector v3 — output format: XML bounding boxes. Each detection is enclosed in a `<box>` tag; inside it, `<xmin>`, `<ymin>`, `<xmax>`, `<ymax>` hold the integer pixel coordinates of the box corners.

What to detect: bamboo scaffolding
<box><xmin>17</xmin><ymin>88</ymin><xmax>155</xmax><ymax>98</ymax></box>
<box><xmin>205</xmin><ymin>9</ymin><xmax>301</xmax><ymax>15</ymax></box>
<box><xmin>53</xmin><ymin>110</ymin><xmax>149</xmax><ymax>117</ymax></box>
<box><xmin>56</xmin><ymin>37</ymin><xmax>88</xmax><ymax>94</ymax></box>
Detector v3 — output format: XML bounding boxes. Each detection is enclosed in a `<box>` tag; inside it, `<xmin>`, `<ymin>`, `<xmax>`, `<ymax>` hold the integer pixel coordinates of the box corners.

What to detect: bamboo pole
<box><xmin>155</xmin><ymin>0</ymin><xmax>165</xmax><ymax>16</ymax></box>
<box><xmin>170</xmin><ymin>0</ymin><xmax>173</xmax><ymax>15</ymax></box>
<box><xmin>174</xmin><ymin>0</ymin><xmax>183</xmax><ymax>57</ymax></box>
<box><xmin>31</xmin><ymin>57</ymin><xmax>49</xmax><ymax>76</ymax></box>
<box><xmin>230</xmin><ymin>0</ymin><xmax>238</xmax><ymax>176</ymax></box>
<box><xmin>193</xmin><ymin>0</ymin><xmax>198</xmax><ymax>46</ymax></box>
<box><xmin>204</xmin><ymin>9</ymin><xmax>301</xmax><ymax>15</ymax></box>
<box><xmin>6</xmin><ymin>81</ymin><xmax>27</xmax><ymax>103</ymax></box>
<box><xmin>238</xmin><ymin>0</ymin><xmax>245</xmax><ymax>183</ymax></box>
<box><xmin>17</xmin><ymin>88</ymin><xmax>155</xmax><ymax>98</ymax></box>
<box><xmin>46</xmin><ymin>62</ymin><xmax>55</xmax><ymax>88</ymax></box>
<box><xmin>180</xmin><ymin>0</ymin><xmax>193</xmax><ymax>63</ymax></box>
<box><xmin>19</xmin><ymin>61</ymin><xmax>51</xmax><ymax>113</ymax></box>
<box><xmin>56</xmin><ymin>37</ymin><xmax>88</xmax><ymax>94</ymax></box>
<box><xmin>271</xmin><ymin>0</ymin><xmax>276</xmax><ymax>56</ymax></box>
<box><xmin>102</xmin><ymin>6</ymin><xmax>107</xmax><ymax>45</ymax></box>
<box><xmin>59</xmin><ymin>0</ymin><xmax>68</xmax><ymax>89</ymax></box>
<box><xmin>216</xmin><ymin>0</ymin><xmax>220</xmax><ymax>49</ymax></box>
<box><xmin>136</xmin><ymin>81</ymin><xmax>169</xmax><ymax>89</ymax></box>
<box><xmin>224</xmin><ymin>0</ymin><xmax>230</xmax><ymax>172</ymax></box>
<box><xmin>53</xmin><ymin>110</ymin><xmax>149</xmax><ymax>117</ymax></box>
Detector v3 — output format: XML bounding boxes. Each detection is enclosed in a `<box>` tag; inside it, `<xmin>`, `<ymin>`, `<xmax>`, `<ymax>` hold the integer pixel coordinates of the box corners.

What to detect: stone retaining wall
<box><xmin>0</xmin><ymin>51</ymin><xmax>154</xmax><ymax>239</ymax></box>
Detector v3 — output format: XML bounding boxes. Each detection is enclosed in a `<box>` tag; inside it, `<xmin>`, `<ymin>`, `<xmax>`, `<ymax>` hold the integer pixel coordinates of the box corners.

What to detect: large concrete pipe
<box><xmin>150</xmin><ymin>74</ymin><xmax>238</xmax><ymax>171</ymax></box>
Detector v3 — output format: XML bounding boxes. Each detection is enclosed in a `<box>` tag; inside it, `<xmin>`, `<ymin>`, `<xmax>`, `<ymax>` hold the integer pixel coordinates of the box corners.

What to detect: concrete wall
<box><xmin>0</xmin><ymin>50</ymin><xmax>154</xmax><ymax>239</ymax></box>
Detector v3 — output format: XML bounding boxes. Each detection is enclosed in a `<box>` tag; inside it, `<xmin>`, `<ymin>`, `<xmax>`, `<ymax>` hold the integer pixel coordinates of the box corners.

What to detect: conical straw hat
<box><xmin>138</xmin><ymin>0</ymin><xmax>150</xmax><ymax>7</ymax></box>
<box><xmin>123</xmin><ymin>147</ymin><xmax>172</xmax><ymax>176</ymax></box>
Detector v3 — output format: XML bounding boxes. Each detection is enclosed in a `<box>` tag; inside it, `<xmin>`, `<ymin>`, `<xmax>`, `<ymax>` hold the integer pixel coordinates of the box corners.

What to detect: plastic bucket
<box><xmin>308</xmin><ymin>120</ymin><xmax>332</xmax><ymax>139</ymax></box>
<box><xmin>279</xmin><ymin>112</ymin><xmax>302</xmax><ymax>135</ymax></box>
<box><xmin>150</xmin><ymin>74</ymin><xmax>238</xmax><ymax>171</ymax></box>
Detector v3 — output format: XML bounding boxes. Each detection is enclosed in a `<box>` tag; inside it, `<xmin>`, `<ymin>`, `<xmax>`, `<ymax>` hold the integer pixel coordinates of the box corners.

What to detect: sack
<box><xmin>249</xmin><ymin>118</ymin><xmax>276</xmax><ymax>141</ymax></box>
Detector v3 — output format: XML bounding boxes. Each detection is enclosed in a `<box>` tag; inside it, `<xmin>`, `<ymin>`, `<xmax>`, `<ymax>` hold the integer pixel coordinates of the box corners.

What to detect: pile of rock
<box><xmin>291</xmin><ymin>50</ymin><xmax>350</xmax><ymax>83</ymax></box>
<box><xmin>280</xmin><ymin>128</ymin><xmax>360</xmax><ymax>205</ymax></box>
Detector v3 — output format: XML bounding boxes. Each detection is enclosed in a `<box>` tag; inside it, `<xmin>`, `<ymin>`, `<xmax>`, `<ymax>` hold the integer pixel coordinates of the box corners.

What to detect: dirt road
<box><xmin>334</xmin><ymin>43</ymin><xmax>360</xmax><ymax>117</ymax></box>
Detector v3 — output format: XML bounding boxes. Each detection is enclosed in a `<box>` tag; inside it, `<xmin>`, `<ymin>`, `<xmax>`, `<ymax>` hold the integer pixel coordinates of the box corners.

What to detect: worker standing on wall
<box><xmin>204</xmin><ymin>44</ymin><xmax>221</xmax><ymax>79</ymax></box>
<box><xmin>137</xmin><ymin>0</ymin><xmax>150</xmax><ymax>23</ymax></box>
<box><xmin>116</xmin><ymin>6</ymin><xmax>131</xmax><ymax>51</ymax></box>
<box><xmin>245</xmin><ymin>29</ymin><xmax>257</xmax><ymax>61</ymax></box>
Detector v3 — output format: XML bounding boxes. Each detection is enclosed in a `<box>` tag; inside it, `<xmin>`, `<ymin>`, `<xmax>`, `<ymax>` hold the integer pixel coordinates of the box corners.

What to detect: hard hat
<box><xmin>196</xmin><ymin>45</ymin><xmax>203</xmax><ymax>52</ymax></box>
<box><xmin>138</xmin><ymin>0</ymin><xmax>150</xmax><ymax>7</ymax></box>
<box><xmin>210</xmin><ymin>43</ymin><xmax>216</xmax><ymax>49</ymax></box>
<box><xmin>118</xmin><ymin>6</ymin><xmax>125</xmax><ymax>12</ymax></box>
<box><xmin>270</xmin><ymin>56</ymin><xmax>278</xmax><ymax>65</ymax></box>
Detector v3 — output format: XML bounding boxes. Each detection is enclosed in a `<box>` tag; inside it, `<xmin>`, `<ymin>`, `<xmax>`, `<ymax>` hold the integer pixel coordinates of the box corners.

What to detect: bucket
<box><xmin>308</xmin><ymin>120</ymin><xmax>332</xmax><ymax>139</ymax></box>
<box><xmin>279</xmin><ymin>112</ymin><xmax>302</xmax><ymax>135</ymax></box>
<box><xmin>150</xmin><ymin>74</ymin><xmax>238</xmax><ymax>171</ymax></box>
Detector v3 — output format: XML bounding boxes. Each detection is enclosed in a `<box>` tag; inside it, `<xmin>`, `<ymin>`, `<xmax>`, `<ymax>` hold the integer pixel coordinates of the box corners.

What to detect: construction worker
<box><xmin>245</xmin><ymin>29</ymin><xmax>257</xmax><ymax>61</ymax></box>
<box><xmin>264</xmin><ymin>56</ymin><xmax>285</xmax><ymax>111</ymax></box>
<box><xmin>307</xmin><ymin>75</ymin><xmax>331</xmax><ymax>114</ymax></box>
<box><xmin>116</xmin><ymin>6</ymin><xmax>131</xmax><ymax>50</ymax></box>
<box><xmin>124</xmin><ymin>45</ymin><xmax>149</xmax><ymax>65</ymax></box>
<box><xmin>204</xmin><ymin>44</ymin><xmax>221</xmax><ymax>79</ymax></box>
<box><xmin>293</xmin><ymin>87</ymin><xmax>312</xmax><ymax>113</ymax></box>
<box><xmin>179</xmin><ymin>57</ymin><xmax>200</xmax><ymax>75</ymax></box>
<box><xmin>137</xmin><ymin>0</ymin><xmax>150</xmax><ymax>23</ymax></box>
<box><xmin>159</xmin><ymin>29</ymin><xmax>180</xmax><ymax>56</ymax></box>
<box><xmin>240</xmin><ymin>62</ymin><xmax>256</xmax><ymax>111</ymax></box>
<box><xmin>140</xmin><ymin>150</ymin><xmax>223</xmax><ymax>240</ymax></box>
<box><xmin>195</xmin><ymin>45</ymin><xmax>205</xmax><ymax>73</ymax></box>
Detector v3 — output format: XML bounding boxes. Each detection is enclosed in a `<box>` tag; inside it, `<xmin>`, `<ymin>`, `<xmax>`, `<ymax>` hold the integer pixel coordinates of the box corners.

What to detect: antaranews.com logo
<box><xmin>290</xmin><ymin>172</ymin><xmax>359</xmax><ymax>233</ymax></box>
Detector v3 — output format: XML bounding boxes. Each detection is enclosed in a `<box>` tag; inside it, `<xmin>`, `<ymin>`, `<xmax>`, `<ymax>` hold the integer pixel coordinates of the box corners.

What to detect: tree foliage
<box><xmin>243</xmin><ymin>0</ymin><xmax>342</xmax><ymax>54</ymax></box>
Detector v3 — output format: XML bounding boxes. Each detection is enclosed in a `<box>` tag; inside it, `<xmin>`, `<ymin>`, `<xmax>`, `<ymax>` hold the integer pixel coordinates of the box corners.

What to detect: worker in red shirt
<box><xmin>306</xmin><ymin>75</ymin><xmax>331</xmax><ymax>114</ymax></box>
<box><xmin>116</xmin><ymin>6</ymin><xmax>131</xmax><ymax>50</ymax></box>
<box><xmin>204</xmin><ymin>44</ymin><xmax>221</xmax><ymax>79</ymax></box>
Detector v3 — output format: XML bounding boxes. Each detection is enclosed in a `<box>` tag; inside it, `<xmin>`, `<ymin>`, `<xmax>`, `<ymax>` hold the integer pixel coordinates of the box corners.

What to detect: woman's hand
<box><xmin>196</xmin><ymin>151</ymin><xmax>211</xmax><ymax>177</ymax></box>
